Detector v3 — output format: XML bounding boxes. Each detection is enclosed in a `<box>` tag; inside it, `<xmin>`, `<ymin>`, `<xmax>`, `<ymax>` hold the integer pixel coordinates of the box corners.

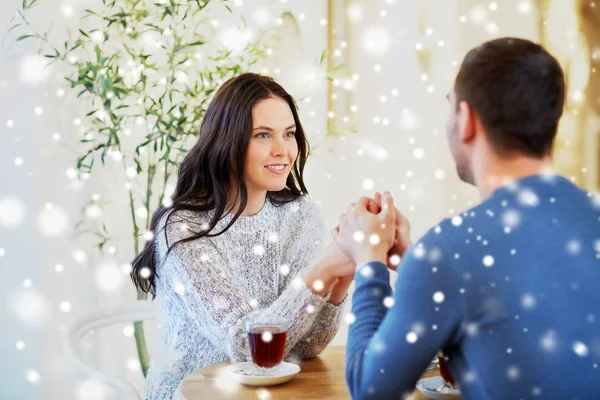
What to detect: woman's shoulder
<box><xmin>155</xmin><ymin>206</ymin><xmax>213</xmax><ymax>243</ymax></box>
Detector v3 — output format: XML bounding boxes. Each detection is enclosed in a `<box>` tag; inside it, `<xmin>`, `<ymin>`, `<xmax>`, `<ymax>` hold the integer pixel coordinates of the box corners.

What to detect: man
<box><xmin>335</xmin><ymin>37</ymin><xmax>600</xmax><ymax>400</ymax></box>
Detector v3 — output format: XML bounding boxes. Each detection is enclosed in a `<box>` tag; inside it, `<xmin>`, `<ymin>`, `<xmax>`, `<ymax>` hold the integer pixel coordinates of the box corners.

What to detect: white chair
<box><xmin>64</xmin><ymin>301</ymin><xmax>157</xmax><ymax>400</ymax></box>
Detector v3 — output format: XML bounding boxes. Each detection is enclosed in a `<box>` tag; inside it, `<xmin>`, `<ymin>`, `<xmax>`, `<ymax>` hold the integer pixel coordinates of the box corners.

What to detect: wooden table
<box><xmin>180</xmin><ymin>346</ymin><xmax>440</xmax><ymax>399</ymax></box>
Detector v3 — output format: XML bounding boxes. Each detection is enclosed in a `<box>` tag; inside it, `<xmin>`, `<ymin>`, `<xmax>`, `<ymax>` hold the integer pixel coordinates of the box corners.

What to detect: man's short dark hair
<box><xmin>455</xmin><ymin>37</ymin><xmax>565</xmax><ymax>158</ymax></box>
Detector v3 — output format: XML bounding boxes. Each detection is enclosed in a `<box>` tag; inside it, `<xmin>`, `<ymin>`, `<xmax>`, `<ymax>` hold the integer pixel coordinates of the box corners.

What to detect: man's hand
<box><xmin>370</xmin><ymin>192</ymin><xmax>412</xmax><ymax>270</ymax></box>
<box><xmin>333</xmin><ymin>192</ymin><xmax>396</xmax><ymax>268</ymax></box>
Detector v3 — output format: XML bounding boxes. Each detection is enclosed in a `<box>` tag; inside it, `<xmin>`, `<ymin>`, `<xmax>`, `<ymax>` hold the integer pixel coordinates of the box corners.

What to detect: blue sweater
<box><xmin>346</xmin><ymin>175</ymin><xmax>600</xmax><ymax>400</ymax></box>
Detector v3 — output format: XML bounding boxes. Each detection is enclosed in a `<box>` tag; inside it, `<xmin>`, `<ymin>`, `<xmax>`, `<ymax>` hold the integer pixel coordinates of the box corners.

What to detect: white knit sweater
<box><xmin>145</xmin><ymin>196</ymin><xmax>346</xmax><ymax>399</ymax></box>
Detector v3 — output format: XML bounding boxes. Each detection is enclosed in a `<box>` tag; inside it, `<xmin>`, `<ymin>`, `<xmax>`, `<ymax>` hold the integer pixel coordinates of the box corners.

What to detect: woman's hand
<box><xmin>328</xmin><ymin>275</ymin><xmax>354</xmax><ymax>305</ymax></box>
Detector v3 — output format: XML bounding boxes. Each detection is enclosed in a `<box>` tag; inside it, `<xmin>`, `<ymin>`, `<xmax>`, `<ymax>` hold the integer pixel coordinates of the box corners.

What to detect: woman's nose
<box><xmin>271</xmin><ymin>138</ymin><xmax>288</xmax><ymax>157</ymax></box>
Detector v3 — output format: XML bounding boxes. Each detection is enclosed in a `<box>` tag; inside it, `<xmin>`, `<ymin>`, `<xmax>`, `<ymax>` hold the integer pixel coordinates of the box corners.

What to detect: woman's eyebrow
<box><xmin>252</xmin><ymin>124</ymin><xmax>296</xmax><ymax>131</ymax></box>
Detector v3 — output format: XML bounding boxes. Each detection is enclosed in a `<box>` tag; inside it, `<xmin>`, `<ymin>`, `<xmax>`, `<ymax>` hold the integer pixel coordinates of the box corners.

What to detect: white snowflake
<box><xmin>434</xmin><ymin>169</ymin><xmax>446</xmax><ymax>180</ymax></box>
<box><xmin>359</xmin><ymin>264</ymin><xmax>374</xmax><ymax>278</ymax></box>
<box><xmin>353</xmin><ymin>231</ymin><xmax>365</xmax><ymax>242</ymax></box>
<box><xmin>26</xmin><ymin>369</ymin><xmax>40</xmax><ymax>384</ymax></box>
<box><xmin>59</xmin><ymin>301</ymin><xmax>71</xmax><ymax>313</ymax></box>
<box><xmin>590</xmin><ymin>193</ymin><xmax>600</xmax><ymax>208</ymax></box>
<box><xmin>406</xmin><ymin>331</ymin><xmax>418</xmax><ymax>343</ymax></box>
<box><xmin>174</xmin><ymin>283</ymin><xmax>185</xmax><ymax>294</ymax></box>
<box><xmin>383</xmin><ymin>296</ymin><xmax>394</xmax><ymax>308</ymax></box>
<box><xmin>362</xmin><ymin>178</ymin><xmax>374</xmax><ymax>190</ymax></box>
<box><xmin>95</xmin><ymin>263</ymin><xmax>124</xmax><ymax>292</ymax></box>
<box><xmin>483</xmin><ymin>255</ymin><xmax>495</xmax><ymax>267</ymax></box>
<box><xmin>433</xmin><ymin>291</ymin><xmax>445</xmax><ymax>303</ymax></box>
<box><xmin>257</xmin><ymin>388</ymin><xmax>271</xmax><ymax>400</ymax></box>
<box><xmin>126</xmin><ymin>357</ymin><xmax>141</xmax><ymax>372</ymax></box>
<box><xmin>414</xmin><ymin>245</ymin><xmax>426</xmax><ymax>259</ymax></box>
<box><xmin>521</xmin><ymin>293</ymin><xmax>536</xmax><ymax>309</ymax></box>
<box><xmin>261</xmin><ymin>331</ymin><xmax>273</xmax><ymax>343</ymax></box>
<box><xmin>345</xmin><ymin>313</ymin><xmax>356</xmax><ymax>324</ymax></box>
<box><xmin>451</xmin><ymin>216</ymin><xmax>463</xmax><ymax>227</ymax></box>
<box><xmin>466</xmin><ymin>323</ymin><xmax>479</xmax><ymax>336</ymax></box>
<box><xmin>411</xmin><ymin>322</ymin><xmax>426</xmax><ymax>336</ymax></box>
<box><xmin>502</xmin><ymin>209</ymin><xmax>521</xmax><ymax>229</ymax></box>
<box><xmin>567</xmin><ymin>239</ymin><xmax>581</xmax><ymax>255</ymax></box>
<box><xmin>573</xmin><ymin>341</ymin><xmax>589</xmax><ymax>357</ymax></box>
<box><xmin>413</xmin><ymin>148</ymin><xmax>425</xmax><ymax>159</ymax></box>
<box><xmin>428</xmin><ymin>247</ymin><xmax>442</xmax><ymax>263</ymax></box>
<box><xmin>75</xmin><ymin>379</ymin><xmax>113</xmax><ymax>400</ymax></box>
<box><xmin>463</xmin><ymin>370</ymin><xmax>476</xmax><ymax>384</ymax></box>
<box><xmin>506</xmin><ymin>365</ymin><xmax>520</xmax><ymax>380</ymax></box>
<box><xmin>518</xmin><ymin>189</ymin><xmax>539</xmax><ymax>207</ymax></box>
<box><xmin>253</xmin><ymin>245</ymin><xmax>265</xmax><ymax>256</ymax></box>
<box><xmin>540</xmin><ymin>330</ymin><xmax>558</xmax><ymax>352</ymax></box>
<box><xmin>369</xmin><ymin>234</ymin><xmax>380</xmax><ymax>245</ymax></box>
<box><xmin>123</xmin><ymin>325</ymin><xmax>134</xmax><ymax>337</ymax></box>
<box><xmin>372</xmin><ymin>339</ymin><xmax>386</xmax><ymax>353</ymax></box>
<box><xmin>279</xmin><ymin>264</ymin><xmax>290</xmax><ymax>275</ymax></box>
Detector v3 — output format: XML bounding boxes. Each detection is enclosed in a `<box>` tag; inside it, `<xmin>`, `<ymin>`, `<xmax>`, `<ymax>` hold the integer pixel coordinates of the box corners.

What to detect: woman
<box><xmin>131</xmin><ymin>73</ymin><xmax>355</xmax><ymax>399</ymax></box>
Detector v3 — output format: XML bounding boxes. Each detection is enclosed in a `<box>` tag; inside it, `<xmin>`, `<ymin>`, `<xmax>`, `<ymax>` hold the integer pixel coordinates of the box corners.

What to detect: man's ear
<box><xmin>458</xmin><ymin>100</ymin><xmax>476</xmax><ymax>146</ymax></box>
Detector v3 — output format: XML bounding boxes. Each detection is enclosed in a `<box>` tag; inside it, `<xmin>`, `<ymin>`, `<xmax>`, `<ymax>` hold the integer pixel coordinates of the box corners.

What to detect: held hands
<box><xmin>332</xmin><ymin>192</ymin><xmax>412</xmax><ymax>271</ymax></box>
<box><xmin>333</xmin><ymin>192</ymin><xmax>396</xmax><ymax>268</ymax></box>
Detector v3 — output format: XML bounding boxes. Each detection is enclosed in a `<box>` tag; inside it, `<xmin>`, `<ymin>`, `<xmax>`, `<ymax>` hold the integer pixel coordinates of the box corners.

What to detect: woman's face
<box><xmin>244</xmin><ymin>96</ymin><xmax>299</xmax><ymax>194</ymax></box>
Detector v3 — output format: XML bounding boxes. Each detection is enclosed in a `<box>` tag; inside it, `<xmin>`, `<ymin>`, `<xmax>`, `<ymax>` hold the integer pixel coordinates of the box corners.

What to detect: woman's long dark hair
<box><xmin>130</xmin><ymin>73</ymin><xmax>310</xmax><ymax>298</ymax></box>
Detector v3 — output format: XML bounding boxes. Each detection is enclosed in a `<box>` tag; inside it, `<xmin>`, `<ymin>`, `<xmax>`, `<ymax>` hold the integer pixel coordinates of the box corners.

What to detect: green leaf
<box><xmin>319</xmin><ymin>50</ymin><xmax>327</xmax><ymax>65</ymax></box>
<box><xmin>16</xmin><ymin>34</ymin><xmax>34</xmax><ymax>42</ymax></box>
<box><xmin>8</xmin><ymin>23</ymin><xmax>23</xmax><ymax>32</ymax></box>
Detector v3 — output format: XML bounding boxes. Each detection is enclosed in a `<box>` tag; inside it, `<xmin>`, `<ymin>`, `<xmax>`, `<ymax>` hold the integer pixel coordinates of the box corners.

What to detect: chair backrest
<box><xmin>64</xmin><ymin>301</ymin><xmax>157</xmax><ymax>400</ymax></box>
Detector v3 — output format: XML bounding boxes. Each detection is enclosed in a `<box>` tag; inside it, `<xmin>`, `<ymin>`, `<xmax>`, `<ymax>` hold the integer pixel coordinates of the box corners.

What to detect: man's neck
<box><xmin>473</xmin><ymin>154</ymin><xmax>554</xmax><ymax>200</ymax></box>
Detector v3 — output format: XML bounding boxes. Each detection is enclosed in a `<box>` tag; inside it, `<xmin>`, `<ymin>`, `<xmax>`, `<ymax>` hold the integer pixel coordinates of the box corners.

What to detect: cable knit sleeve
<box><xmin>291</xmin><ymin>299</ymin><xmax>347</xmax><ymax>359</ymax></box>
<box><xmin>156</xmin><ymin>208</ymin><xmax>333</xmax><ymax>364</ymax></box>
<box><xmin>282</xmin><ymin>198</ymin><xmax>347</xmax><ymax>360</ymax></box>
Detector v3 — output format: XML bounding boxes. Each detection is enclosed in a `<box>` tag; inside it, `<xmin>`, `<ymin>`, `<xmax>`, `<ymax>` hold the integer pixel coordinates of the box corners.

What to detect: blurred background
<box><xmin>1</xmin><ymin>0</ymin><xmax>599</xmax><ymax>398</ymax></box>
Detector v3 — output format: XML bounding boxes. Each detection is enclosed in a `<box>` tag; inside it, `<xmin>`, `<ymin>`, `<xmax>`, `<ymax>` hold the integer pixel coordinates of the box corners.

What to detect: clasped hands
<box><xmin>326</xmin><ymin>191</ymin><xmax>412</xmax><ymax>282</ymax></box>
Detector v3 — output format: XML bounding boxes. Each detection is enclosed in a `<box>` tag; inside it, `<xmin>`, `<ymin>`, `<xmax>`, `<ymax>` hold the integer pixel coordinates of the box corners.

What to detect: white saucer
<box><xmin>416</xmin><ymin>376</ymin><xmax>462</xmax><ymax>399</ymax></box>
<box><xmin>226</xmin><ymin>362</ymin><xmax>301</xmax><ymax>387</ymax></box>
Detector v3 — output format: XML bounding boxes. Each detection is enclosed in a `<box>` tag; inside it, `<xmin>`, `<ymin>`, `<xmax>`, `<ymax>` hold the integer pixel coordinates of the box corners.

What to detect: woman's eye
<box><xmin>257</xmin><ymin>133</ymin><xmax>269</xmax><ymax>139</ymax></box>
<box><xmin>285</xmin><ymin>131</ymin><xmax>296</xmax><ymax>138</ymax></box>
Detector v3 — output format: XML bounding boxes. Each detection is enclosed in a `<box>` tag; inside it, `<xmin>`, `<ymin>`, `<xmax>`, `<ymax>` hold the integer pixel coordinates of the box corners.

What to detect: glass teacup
<box><xmin>245</xmin><ymin>317</ymin><xmax>289</xmax><ymax>376</ymax></box>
